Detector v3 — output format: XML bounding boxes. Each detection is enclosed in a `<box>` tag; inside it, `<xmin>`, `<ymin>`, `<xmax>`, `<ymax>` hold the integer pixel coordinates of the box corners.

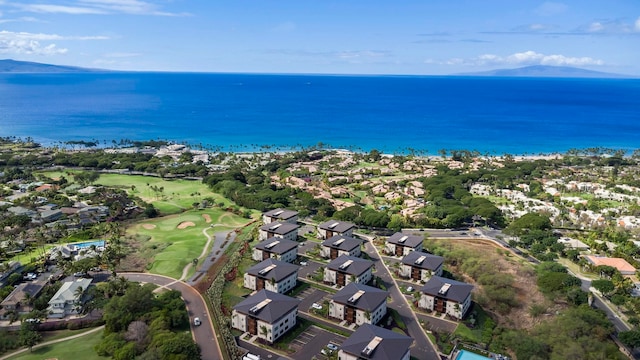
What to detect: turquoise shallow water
<box><xmin>0</xmin><ymin>72</ymin><xmax>638</xmax><ymax>154</ymax></box>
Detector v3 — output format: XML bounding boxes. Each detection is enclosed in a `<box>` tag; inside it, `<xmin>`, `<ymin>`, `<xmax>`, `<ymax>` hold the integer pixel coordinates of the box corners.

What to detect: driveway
<box><xmin>121</xmin><ymin>272</ymin><xmax>222</xmax><ymax>360</ymax></box>
<box><xmin>360</xmin><ymin>240</ymin><xmax>441</xmax><ymax>360</ymax></box>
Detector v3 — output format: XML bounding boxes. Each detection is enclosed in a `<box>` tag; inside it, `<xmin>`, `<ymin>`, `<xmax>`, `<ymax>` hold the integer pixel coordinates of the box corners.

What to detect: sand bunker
<box><xmin>142</xmin><ymin>224</ymin><xmax>156</xmax><ymax>230</ymax></box>
<box><xmin>177</xmin><ymin>221</ymin><xmax>196</xmax><ymax>229</ymax></box>
<box><xmin>202</xmin><ymin>214</ymin><xmax>212</xmax><ymax>223</ymax></box>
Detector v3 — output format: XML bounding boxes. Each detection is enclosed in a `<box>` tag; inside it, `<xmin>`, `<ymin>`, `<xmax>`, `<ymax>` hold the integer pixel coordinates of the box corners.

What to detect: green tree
<box><xmin>19</xmin><ymin>322</ymin><xmax>41</xmax><ymax>352</ymax></box>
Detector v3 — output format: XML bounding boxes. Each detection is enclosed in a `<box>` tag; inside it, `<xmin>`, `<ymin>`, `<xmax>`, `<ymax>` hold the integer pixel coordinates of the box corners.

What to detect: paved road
<box><xmin>359</xmin><ymin>239</ymin><xmax>441</xmax><ymax>360</ymax></box>
<box><xmin>122</xmin><ymin>273</ymin><xmax>222</xmax><ymax>360</ymax></box>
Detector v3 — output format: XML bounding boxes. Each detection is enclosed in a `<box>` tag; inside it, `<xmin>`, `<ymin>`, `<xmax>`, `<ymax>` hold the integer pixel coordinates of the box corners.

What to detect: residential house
<box><xmin>231</xmin><ymin>290</ymin><xmax>300</xmax><ymax>344</ymax></box>
<box><xmin>258</xmin><ymin>222</ymin><xmax>299</xmax><ymax>243</ymax></box>
<box><xmin>338</xmin><ymin>324</ymin><xmax>412</xmax><ymax>360</ymax></box>
<box><xmin>262</xmin><ymin>209</ymin><xmax>299</xmax><ymax>224</ymax></box>
<box><xmin>584</xmin><ymin>255</ymin><xmax>637</xmax><ymax>275</ymax></box>
<box><xmin>47</xmin><ymin>278</ymin><xmax>92</xmax><ymax>318</ymax></box>
<box><xmin>321</xmin><ymin>235</ymin><xmax>362</xmax><ymax>260</ymax></box>
<box><xmin>385</xmin><ymin>232</ymin><xmax>423</xmax><ymax>256</ymax></box>
<box><xmin>329</xmin><ymin>283</ymin><xmax>388</xmax><ymax>326</ymax></box>
<box><xmin>38</xmin><ymin>209</ymin><xmax>63</xmax><ymax>223</ymax></box>
<box><xmin>252</xmin><ymin>238</ymin><xmax>298</xmax><ymax>263</ymax></box>
<box><xmin>324</xmin><ymin>255</ymin><xmax>373</xmax><ymax>288</ymax></box>
<box><xmin>244</xmin><ymin>259</ymin><xmax>299</xmax><ymax>294</ymax></box>
<box><xmin>0</xmin><ymin>261</ymin><xmax>21</xmax><ymax>286</ymax></box>
<box><xmin>399</xmin><ymin>251</ymin><xmax>444</xmax><ymax>282</ymax></box>
<box><xmin>0</xmin><ymin>282</ymin><xmax>44</xmax><ymax>319</ymax></box>
<box><xmin>418</xmin><ymin>276</ymin><xmax>473</xmax><ymax>320</ymax></box>
<box><xmin>317</xmin><ymin>220</ymin><xmax>355</xmax><ymax>240</ymax></box>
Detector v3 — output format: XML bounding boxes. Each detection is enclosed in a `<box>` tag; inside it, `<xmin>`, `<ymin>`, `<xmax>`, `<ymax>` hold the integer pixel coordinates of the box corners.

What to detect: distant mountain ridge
<box><xmin>0</xmin><ymin>59</ymin><xmax>103</xmax><ymax>73</ymax></box>
<box><xmin>455</xmin><ymin>65</ymin><xmax>632</xmax><ymax>79</ymax></box>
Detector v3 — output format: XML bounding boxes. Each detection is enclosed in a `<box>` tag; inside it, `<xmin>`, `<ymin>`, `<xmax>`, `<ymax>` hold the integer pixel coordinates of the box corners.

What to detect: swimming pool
<box><xmin>456</xmin><ymin>350</ymin><xmax>492</xmax><ymax>360</ymax></box>
<box><xmin>69</xmin><ymin>240</ymin><xmax>106</xmax><ymax>250</ymax></box>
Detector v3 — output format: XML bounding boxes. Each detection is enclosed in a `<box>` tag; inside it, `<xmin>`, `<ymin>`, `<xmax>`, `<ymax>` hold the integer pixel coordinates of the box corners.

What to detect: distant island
<box><xmin>454</xmin><ymin>65</ymin><xmax>632</xmax><ymax>79</ymax></box>
<box><xmin>0</xmin><ymin>59</ymin><xmax>102</xmax><ymax>73</ymax></box>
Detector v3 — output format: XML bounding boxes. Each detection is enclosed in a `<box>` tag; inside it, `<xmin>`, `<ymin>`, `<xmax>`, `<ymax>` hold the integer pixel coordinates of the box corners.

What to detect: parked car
<box><xmin>300</xmin><ymin>261</ymin><xmax>308</xmax><ymax>266</ymax></box>
<box><xmin>311</xmin><ymin>303</ymin><xmax>323</xmax><ymax>310</ymax></box>
<box><xmin>406</xmin><ymin>286</ymin><xmax>414</xmax><ymax>292</ymax></box>
<box><xmin>327</xmin><ymin>343</ymin><xmax>338</xmax><ymax>351</ymax></box>
<box><xmin>193</xmin><ymin>317</ymin><xmax>201</xmax><ymax>326</ymax></box>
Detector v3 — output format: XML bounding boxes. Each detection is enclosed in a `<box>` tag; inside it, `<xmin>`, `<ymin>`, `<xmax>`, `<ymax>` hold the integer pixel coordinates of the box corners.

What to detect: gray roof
<box><xmin>327</xmin><ymin>255</ymin><xmax>373</xmax><ymax>276</ymax></box>
<box><xmin>322</xmin><ymin>235</ymin><xmax>361</xmax><ymax>252</ymax></box>
<box><xmin>340</xmin><ymin>324</ymin><xmax>412</xmax><ymax>360</ymax></box>
<box><xmin>259</xmin><ymin>222</ymin><xmax>299</xmax><ymax>235</ymax></box>
<box><xmin>1</xmin><ymin>282</ymin><xmax>44</xmax><ymax>306</ymax></box>
<box><xmin>401</xmin><ymin>251</ymin><xmax>444</xmax><ymax>271</ymax></box>
<box><xmin>233</xmin><ymin>290</ymin><xmax>300</xmax><ymax>323</ymax></box>
<box><xmin>421</xmin><ymin>276</ymin><xmax>473</xmax><ymax>303</ymax></box>
<box><xmin>264</xmin><ymin>208</ymin><xmax>298</xmax><ymax>220</ymax></box>
<box><xmin>255</xmin><ymin>238</ymin><xmax>299</xmax><ymax>254</ymax></box>
<box><xmin>318</xmin><ymin>220</ymin><xmax>355</xmax><ymax>233</ymax></box>
<box><xmin>246</xmin><ymin>258</ymin><xmax>299</xmax><ymax>282</ymax></box>
<box><xmin>332</xmin><ymin>283</ymin><xmax>388</xmax><ymax>312</ymax></box>
<box><xmin>387</xmin><ymin>232</ymin><xmax>423</xmax><ymax>248</ymax></box>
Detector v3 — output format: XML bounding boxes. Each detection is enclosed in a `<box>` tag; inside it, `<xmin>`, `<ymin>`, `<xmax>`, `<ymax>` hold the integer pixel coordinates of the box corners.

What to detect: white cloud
<box><xmin>18</xmin><ymin>4</ymin><xmax>106</xmax><ymax>14</ymax></box>
<box><xmin>444</xmin><ymin>50</ymin><xmax>604</xmax><ymax>67</ymax></box>
<box><xmin>0</xmin><ymin>30</ymin><xmax>109</xmax><ymax>41</ymax></box>
<box><xmin>535</xmin><ymin>2</ymin><xmax>568</xmax><ymax>16</ymax></box>
<box><xmin>10</xmin><ymin>0</ymin><xmax>188</xmax><ymax>16</ymax></box>
<box><xmin>0</xmin><ymin>30</ymin><xmax>108</xmax><ymax>55</ymax></box>
<box><xmin>0</xmin><ymin>39</ymin><xmax>67</xmax><ymax>55</ymax></box>
<box><xmin>635</xmin><ymin>16</ymin><xmax>640</xmax><ymax>32</ymax></box>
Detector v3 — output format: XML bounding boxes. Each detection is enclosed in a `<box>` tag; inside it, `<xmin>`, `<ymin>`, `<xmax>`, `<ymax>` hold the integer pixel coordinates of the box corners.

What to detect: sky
<box><xmin>0</xmin><ymin>0</ymin><xmax>638</xmax><ymax>75</ymax></box>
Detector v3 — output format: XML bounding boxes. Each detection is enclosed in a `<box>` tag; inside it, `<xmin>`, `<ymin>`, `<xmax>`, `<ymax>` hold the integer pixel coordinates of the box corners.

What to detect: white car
<box><xmin>300</xmin><ymin>261</ymin><xmax>308</xmax><ymax>266</ymax></box>
<box><xmin>327</xmin><ymin>343</ymin><xmax>338</xmax><ymax>351</ymax></box>
<box><xmin>406</xmin><ymin>286</ymin><xmax>414</xmax><ymax>292</ymax></box>
<box><xmin>311</xmin><ymin>303</ymin><xmax>323</xmax><ymax>310</ymax></box>
<box><xmin>193</xmin><ymin>317</ymin><xmax>201</xmax><ymax>326</ymax></box>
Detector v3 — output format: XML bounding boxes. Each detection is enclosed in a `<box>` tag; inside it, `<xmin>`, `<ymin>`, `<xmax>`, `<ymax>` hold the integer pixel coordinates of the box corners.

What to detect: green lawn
<box><xmin>129</xmin><ymin>208</ymin><xmax>250</xmax><ymax>279</ymax></box>
<box><xmin>7</xmin><ymin>329</ymin><xmax>106</xmax><ymax>360</ymax></box>
<box><xmin>38</xmin><ymin>171</ymin><xmax>233</xmax><ymax>215</ymax></box>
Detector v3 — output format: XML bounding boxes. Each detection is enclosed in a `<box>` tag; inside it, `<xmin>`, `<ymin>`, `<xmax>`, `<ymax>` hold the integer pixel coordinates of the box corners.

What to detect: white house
<box><xmin>324</xmin><ymin>255</ymin><xmax>373</xmax><ymax>288</ymax></box>
<box><xmin>321</xmin><ymin>235</ymin><xmax>361</xmax><ymax>260</ymax></box>
<box><xmin>399</xmin><ymin>251</ymin><xmax>444</xmax><ymax>282</ymax></box>
<box><xmin>244</xmin><ymin>259</ymin><xmax>299</xmax><ymax>294</ymax></box>
<box><xmin>262</xmin><ymin>208</ymin><xmax>299</xmax><ymax>224</ymax></box>
<box><xmin>47</xmin><ymin>278</ymin><xmax>92</xmax><ymax>318</ymax></box>
<box><xmin>258</xmin><ymin>222</ymin><xmax>299</xmax><ymax>242</ymax></box>
<box><xmin>317</xmin><ymin>220</ymin><xmax>355</xmax><ymax>240</ymax></box>
<box><xmin>252</xmin><ymin>238</ymin><xmax>298</xmax><ymax>263</ymax></box>
<box><xmin>385</xmin><ymin>232</ymin><xmax>423</xmax><ymax>256</ymax></box>
<box><xmin>338</xmin><ymin>324</ymin><xmax>412</xmax><ymax>360</ymax></box>
<box><xmin>231</xmin><ymin>290</ymin><xmax>300</xmax><ymax>344</ymax></box>
<box><xmin>418</xmin><ymin>276</ymin><xmax>473</xmax><ymax>320</ymax></box>
<box><xmin>329</xmin><ymin>283</ymin><xmax>388</xmax><ymax>326</ymax></box>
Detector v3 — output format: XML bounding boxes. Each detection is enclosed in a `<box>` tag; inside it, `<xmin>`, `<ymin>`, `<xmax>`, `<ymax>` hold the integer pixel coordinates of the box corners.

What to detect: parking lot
<box><xmin>289</xmin><ymin>326</ymin><xmax>346</xmax><ymax>360</ymax></box>
<box><xmin>295</xmin><ymin>287</ymin><xmax>331</xmax><ymax>312</ymax></box>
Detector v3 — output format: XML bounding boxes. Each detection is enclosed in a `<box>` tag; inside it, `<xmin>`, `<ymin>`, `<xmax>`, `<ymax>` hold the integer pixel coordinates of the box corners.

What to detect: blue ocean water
<box><xmin>0</xmin><ymin>72</ymin><xmax>638</xmax><ymax>154</ymax></box>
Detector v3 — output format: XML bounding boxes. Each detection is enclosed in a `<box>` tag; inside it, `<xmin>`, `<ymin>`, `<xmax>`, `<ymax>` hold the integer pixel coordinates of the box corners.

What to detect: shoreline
<box><xmin>3</xmin><ymin>135</ymin><xmax>634</xmax><ymax>160</ymax></box>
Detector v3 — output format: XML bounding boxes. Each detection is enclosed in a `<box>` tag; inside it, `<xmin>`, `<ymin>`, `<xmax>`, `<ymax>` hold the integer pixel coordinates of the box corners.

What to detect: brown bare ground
<box><xmin>202</xmin><ymin>214</ymin><xmax>212</xmax><ymax>223</ymax></box>
<box><xmin>177</xmin><ymin>221</ymin><xmax>196</xmax><ymax>229</ymax></box>
<box><xmin>142</xmin><ymin>224</ymin><xmax>156</xmax><ymax>230</ymax></box>
<box><xmin>437</xmin><ymin>239</ymin><xmax>564</xmax><ymax>330</ymax></box>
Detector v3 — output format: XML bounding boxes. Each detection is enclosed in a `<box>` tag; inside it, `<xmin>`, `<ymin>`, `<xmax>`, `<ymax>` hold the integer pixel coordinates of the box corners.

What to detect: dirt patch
<box><xmin>202</xmin><ymin>214</ymin><xmax>212</xmax><ymax>223</ymax></box>
<box><xmin>142</xmin><ymin>224</ymin><xmax>156</xmax><ymax>230</ymax></box>
<box><xmin>177</xmin><ymin>221</ymin><xmax>196</xmax><ymax>229</ymax></box>
<box><xmin>432</xmin><ymin>239</ymin><xmax>561</xmax><ymax>331</ymax></box>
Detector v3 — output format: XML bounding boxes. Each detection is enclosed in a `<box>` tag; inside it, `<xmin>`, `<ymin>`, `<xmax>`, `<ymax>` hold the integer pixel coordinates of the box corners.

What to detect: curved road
<box><xmin>121</xmin><ymin>273</ymin><xmax>222</xmax><ymax>360</ymax></box>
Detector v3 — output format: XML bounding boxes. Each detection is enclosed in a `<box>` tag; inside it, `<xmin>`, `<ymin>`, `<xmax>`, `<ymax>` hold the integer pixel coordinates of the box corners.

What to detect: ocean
<box><xmin>0</xmin><ymin>72</ymin><xmax>638</xmax><ymax>155</ymax></box>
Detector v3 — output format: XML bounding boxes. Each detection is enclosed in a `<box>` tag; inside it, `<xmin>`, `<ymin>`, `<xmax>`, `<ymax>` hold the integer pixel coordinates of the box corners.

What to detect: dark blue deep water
<box><xmin>0</xmin><ymin>72</ymin><xmax>638</xmax><ymax>154</ymax></box>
